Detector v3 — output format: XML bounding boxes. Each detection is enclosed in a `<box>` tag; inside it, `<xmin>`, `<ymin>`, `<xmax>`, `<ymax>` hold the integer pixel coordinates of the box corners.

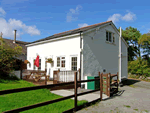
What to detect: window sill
<box><xmin>105</xmin><ymin>41</ymin><xmax>116</xmax><ymax>46</ymax></box>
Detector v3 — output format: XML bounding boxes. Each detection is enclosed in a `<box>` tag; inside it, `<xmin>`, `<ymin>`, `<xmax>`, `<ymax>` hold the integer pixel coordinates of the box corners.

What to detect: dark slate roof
<box><xmin>2</xmin><ymin>38</ymin><xmax>30</xmax><ymax>55</ymax></box>
<box><xmin>29</xmin><ymin>20</ymin><xmax>112</xmax><ymax>44</ymax></box>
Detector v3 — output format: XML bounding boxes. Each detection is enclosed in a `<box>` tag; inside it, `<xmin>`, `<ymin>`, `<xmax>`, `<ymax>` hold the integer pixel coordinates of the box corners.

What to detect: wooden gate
<box><xmin>101</xmin><ymin>73</ymin><xmax>110</xmax><ymax>97</ymax></box>
<box><xmin>101</xmin><ymin>73</ymin><xmax>118</xmax><ymax>97</ymax></box>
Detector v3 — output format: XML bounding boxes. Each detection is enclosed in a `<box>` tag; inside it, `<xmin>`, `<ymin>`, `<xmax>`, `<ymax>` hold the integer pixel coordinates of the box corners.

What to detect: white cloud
<box><xmin>78</xmin><ymin>23</ymin><xmax>89</xmax><ymax>28</ymax></box>
<box><xmin>0</xmin><ymin>7</ymin><xmax>6</xmax><ymax>16</ymax></box>
<box><xmin>107</xmin><ymin>14</ymin><xmax>122</xmax><ymax>23</ymax></box>
<box><xmin>0</xmin><ymin>8</ymin><xmax>40</xmax><ymax>39</ymax></box>
<box><xmin>66</xmin><ymin>5</ymin><xmax>82</xmax><ymax>22</ymax></box>
<box><xmin>107</xmin><ymin>11</ymin><xmax>136</xmax><ymax>24</ymax></box>
<box><xmin>122</xmin><ymin>11</ymin><xmax>136</xmax><ymax>21</ymax></box>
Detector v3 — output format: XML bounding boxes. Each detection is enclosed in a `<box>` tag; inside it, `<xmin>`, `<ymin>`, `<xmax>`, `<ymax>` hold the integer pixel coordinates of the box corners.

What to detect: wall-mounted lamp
<box><xmin>103</xmin><ymin>69</ymin><xmax>106</xmax><ymax>73</ymax></box>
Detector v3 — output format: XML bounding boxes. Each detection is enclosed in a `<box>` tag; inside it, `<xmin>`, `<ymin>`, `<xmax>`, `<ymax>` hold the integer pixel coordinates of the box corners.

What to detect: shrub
<box><xmin>0</xmin><ymin>38</ymin><xmax>23</xmax><ymax>77</ymax></box>
<box><xmin>128</xmin><ymin>57</ymin><xmax>150</xmax><ymax>77</ymax></box>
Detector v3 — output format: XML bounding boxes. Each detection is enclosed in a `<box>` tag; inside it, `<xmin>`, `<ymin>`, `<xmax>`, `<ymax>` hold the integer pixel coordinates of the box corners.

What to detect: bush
<box><xmin>128</xmin><ymin>57</ymin><xmax>150</xmax><ymax>77</ymax></box>
<box><xmin>0</xmin><ymin>38</ymin><xmax>23</xmax><ymax>77</ymax></box>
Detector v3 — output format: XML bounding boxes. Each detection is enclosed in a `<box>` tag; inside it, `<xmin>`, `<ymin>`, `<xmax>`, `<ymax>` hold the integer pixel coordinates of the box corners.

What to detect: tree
<box><xmin>0</xmin><ymin>38</ymin><xmax>23</xmax><ymax>77</ymax></box>
<box><xmin>138</xmin><ymin>33</ymin><xmax>150</xmax><ymax>61</ymax></box>
<box><xmin>119</xmin><ymin>27</ymin><xmax>142</xmax><ymax>61</ymax></box>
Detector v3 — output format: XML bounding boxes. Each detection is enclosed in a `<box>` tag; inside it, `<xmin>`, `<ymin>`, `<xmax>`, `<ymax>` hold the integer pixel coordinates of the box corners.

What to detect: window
<box><xmin>57</xmin><ymin>57</ymin><xmax>60</xmax><ymax>67</ymax></box>
<box><xmin>71</xmin><ymin>57</ymin><xmax>77</xmax><ymax>71</ymax></box>
<box><xmin>33</xmin><ymin>59</ymin><xmax>36</xmax><ymax>70</ymax></box>
<box><xmin>61</xmin><ymin>57</ymin><xmax>65</xmax><ymax>67</ymax></box>
<box><xmin>106</xmin><ymin>31</ymin><xmax>108</xmax><ymax>41</ymax></box>
<box><xmin>57</xmin><ymin>57</ymin><xmax>65</xmax><ymax>68</ymax></box>
<box><xmin>113</xmin><ymin>34</ymin><xmax>115</xmax><ymax>43</ymax></box>
<box><xmin>106</xmin><ymin>31</ymin><xmax>115</xmax><ymax>43</ymax></box>
<box><xmin>109</xmin><ymin>32</ymin><xmax>111</xmax><ymax>42</ymax></box>
<box><xmin>45</xmin><ymin>58</ymin><xmax>47</xmax><ymax>69</ymax></box>
<box><xmin>38</xmin><ymin>59</ymin><xmax>41</xmax><ymax>70</ymax></box>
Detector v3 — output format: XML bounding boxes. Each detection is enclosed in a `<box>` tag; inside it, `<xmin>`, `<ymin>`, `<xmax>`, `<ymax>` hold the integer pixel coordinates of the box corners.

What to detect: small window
<box><xmin>109</xmin><ymin>32</ymin><xmax>111</xmax><ymax>42</ymax></box>
<box><xmin>113</xmin><ymin>34</ymin><xmax>115</xmax><ymax>43</ymax></box>
<box><xmin>106</xmin><ymin>31</ymin><xmax>114</xmax><ymax>43</ymax></box>
<box><xmin>106</xmin><ymin>31</ymin><xmax>108</xmax><ymax>41</ymax></box>
<box><xmin>71</xmin><ymin>57</ymin><xmax>77</xmax><ymax>71</ymax></box>
<box><xmin>38</xmin><ymin>59</ymin><xmax>41</xmax><ymax>70</ymax></box>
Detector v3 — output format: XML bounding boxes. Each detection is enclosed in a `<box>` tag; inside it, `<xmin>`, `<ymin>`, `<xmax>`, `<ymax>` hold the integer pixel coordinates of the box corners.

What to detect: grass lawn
<box><xmin>0</xmin><ymin>77</ymin><xmax>87</xmax><ymax>113</ymax></box>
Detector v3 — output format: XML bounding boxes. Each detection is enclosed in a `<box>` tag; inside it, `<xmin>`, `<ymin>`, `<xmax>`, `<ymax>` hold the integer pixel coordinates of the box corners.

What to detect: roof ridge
<box><xmin>54</xmin><ymin>20</ymin><xmax>112</xmax><ymax>36</ymax></box>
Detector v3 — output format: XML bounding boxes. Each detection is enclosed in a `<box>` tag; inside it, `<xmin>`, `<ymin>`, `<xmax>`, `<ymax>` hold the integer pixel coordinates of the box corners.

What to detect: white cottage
<box><xmin>26</xmin><ymin>20</ymin><xmax>128</xmax><ymax>86</ymax></box>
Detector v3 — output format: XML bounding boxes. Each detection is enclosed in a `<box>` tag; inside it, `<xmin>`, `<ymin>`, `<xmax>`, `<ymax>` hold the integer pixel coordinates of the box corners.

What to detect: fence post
<box><xmin>45</xmin><ymin>69</ymin><xmax>47</xmax><ymax>85</ymax></box>
<box><xmin>78</xmin><ymin>68</ymin><xmax>81</xmax><ymax>88</ymax></box>
<box><xmin>100</xmin><ymin>72</ymin><xmax>103</xmax><ymax>101</ymax></box>
<box><xmin>74</xmin><ymin>71</ymin><xmax>77</xmax><ymax>112</ymax></box>
<box><xmin>57</xmin><ymin>69</ymin><xmax>60</xmax><ymax>83</ymax></box>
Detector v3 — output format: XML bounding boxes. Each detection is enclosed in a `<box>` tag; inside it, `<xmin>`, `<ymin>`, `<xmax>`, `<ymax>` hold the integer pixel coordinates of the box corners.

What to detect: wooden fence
<box><xmin>22</xmin><ymin>69</ymin><xmax>48</xmax><ymax>85</ymax></box>
<box><xmin>0</xmin><ymin>72</ymin><xmax>118</xmax><ymax>113</ymax></box>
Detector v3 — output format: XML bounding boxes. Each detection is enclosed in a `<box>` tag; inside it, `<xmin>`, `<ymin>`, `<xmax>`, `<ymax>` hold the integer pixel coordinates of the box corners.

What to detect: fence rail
<box><xmin>0</xmin><ymin>71</ymin><xmax>118</xmax><ymax>113</ymax></box>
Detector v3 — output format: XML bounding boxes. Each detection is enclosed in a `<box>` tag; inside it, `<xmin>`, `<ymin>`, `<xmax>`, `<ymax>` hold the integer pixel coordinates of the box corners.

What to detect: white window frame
<box><xmin>106</xmin><ymin>30</ymin><xmax>115</xmax><ymax>44</ymax></box>
<box><xmin>45</xmin><ymin>58</ymin><xmax>47</xmax><ymax>70</ymax></box>
<box><xmin>56</xmin><ymin>56</ymin><xmax>66</xmax><ymax>68</ymax></box>
<box><xmin>71</xmin><ymin>56</ymin><xmax>78</xmax><ymax>71</ymax></box>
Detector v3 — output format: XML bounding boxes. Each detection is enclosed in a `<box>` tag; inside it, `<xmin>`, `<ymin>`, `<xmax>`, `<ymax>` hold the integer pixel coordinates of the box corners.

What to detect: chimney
<box><xmin>13</xmin><ymin>30</ymin><xmax>17</xmax><ymax>43</ymax></box>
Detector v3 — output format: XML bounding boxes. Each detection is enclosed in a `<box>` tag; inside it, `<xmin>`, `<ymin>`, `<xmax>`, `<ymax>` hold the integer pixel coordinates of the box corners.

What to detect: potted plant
<box><xmin>24</xmin><ymin>60</ymin><xmax>30</xmax><ymax>64</ymax></box>
<box><xmin>46</xmin><ymin>58</ymin><xmax>53</xmax><ymax>64</ymax></box>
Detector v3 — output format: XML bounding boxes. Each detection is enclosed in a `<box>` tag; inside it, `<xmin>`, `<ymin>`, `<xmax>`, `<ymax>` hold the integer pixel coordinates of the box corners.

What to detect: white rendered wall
<box><xmin>83</xmin><ymin>24</ymin><xmax>128</xmax><ymax>81</ymax></box>
<box><xmin>27</xmin><ymin>35</ymin><xmax>80</xmax><ymax>79</ymax></box>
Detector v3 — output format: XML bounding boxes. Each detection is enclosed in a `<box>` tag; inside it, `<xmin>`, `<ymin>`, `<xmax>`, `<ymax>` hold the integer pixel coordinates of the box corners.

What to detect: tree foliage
<box><xmin>128</xmin><ymin>57</ymin><xmax>150</xmax><ymax>77</ymax></box>
<box><xmin>138</xmin><ymin>33</ymin><xmax>150</xmax><ymax>60</ymax></box>
<box><xmin>121</xmin><ymin>27</ymin><xmax>142</xmax><ymax>60</ymax></box>
<box><xmin>0</xmin><ymin>38</ymin><xmax>23</xmax><ymax>77</ymax></box>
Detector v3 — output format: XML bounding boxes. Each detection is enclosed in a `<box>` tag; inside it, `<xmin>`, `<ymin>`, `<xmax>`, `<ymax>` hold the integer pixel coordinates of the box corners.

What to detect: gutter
<box><xmin>119</xmin><ymin>27</ymin><xmax>122</xmax><ymax>83</ymax></box>
<box><xmin>80</xmin><ymin>31</ymin><xmax>82</xmax><ymax>82</ymax></box>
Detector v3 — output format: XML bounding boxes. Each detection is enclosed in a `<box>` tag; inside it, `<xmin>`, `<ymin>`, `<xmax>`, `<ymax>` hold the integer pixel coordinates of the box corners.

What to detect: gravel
<box><xmin>76</xmin><ymin>80</ymin><xmax>150</xmax><ymax>113</ymax></box>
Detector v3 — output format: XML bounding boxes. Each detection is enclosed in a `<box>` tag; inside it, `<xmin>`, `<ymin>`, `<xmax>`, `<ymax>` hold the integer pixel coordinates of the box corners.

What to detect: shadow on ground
<box><xmin>121</xmin><ymin>79</ymin><xmax>140</xmax><ymax>86</ymax></box>
<box><xmin>0</xmin><ymin>75</ymin><xmax>20</xmax><ymax>83</ymax></box>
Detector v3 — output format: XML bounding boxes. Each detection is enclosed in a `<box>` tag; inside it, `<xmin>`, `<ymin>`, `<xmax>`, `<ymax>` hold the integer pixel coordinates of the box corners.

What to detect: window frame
<box><xmin>38</xmin><ymin>59</ymin><xmax>41</xmax><ymax>70</ymax></box>
<box><xmin>71</xmin><ymin>56</ymin><xmax>77</xmax><ymax>71</ymax></box>
<box><xmin>57</xmin><ymin>56</ymin><xmax>66</xmax><ymax>68</ymax></box>
<box><xmin>106</xmin><ymin>30</ymin><xmax>115</xmax><ymax>44</ymax></box>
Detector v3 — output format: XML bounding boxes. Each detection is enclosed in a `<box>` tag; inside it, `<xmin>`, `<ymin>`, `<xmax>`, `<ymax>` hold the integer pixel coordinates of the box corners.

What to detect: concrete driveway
<box><xmin>77</xmin><ymin>79</ymin><xmax>150</xmax><ymax>113</ymax></box>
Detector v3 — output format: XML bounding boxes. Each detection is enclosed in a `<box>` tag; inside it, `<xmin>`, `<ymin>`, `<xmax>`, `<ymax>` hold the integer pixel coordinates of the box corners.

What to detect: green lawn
<box><xmin>0</xmin><ymin>78</ymin><xmax>87</xmax><ymax>113</ymax></box>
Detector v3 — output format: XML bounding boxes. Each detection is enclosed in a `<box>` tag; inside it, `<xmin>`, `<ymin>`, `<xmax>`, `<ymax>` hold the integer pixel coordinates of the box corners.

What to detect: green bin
<box><xmin>87</xmin><ymin>76</ymin><xmax>100</xmax><ymax>90</ymax></box>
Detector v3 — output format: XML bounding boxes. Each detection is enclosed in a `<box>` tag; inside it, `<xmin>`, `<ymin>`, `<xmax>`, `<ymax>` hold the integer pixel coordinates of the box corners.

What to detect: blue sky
<box><xmin>0</xmin><ymin>0</ymin><xmax>150</xmax><ymax>42</ymax></box>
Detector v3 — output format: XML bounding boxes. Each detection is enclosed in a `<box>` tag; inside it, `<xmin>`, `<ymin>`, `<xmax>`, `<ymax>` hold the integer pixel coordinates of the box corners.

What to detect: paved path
<box><xmin>50</xmin><ymin>89</ymin><xmax>108</xmax><ymax>102</ymax></box>
<box><xmin>76</xmin><ymin>80</ymin><xmax>150</xmax><ymax>113</ymax></box>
